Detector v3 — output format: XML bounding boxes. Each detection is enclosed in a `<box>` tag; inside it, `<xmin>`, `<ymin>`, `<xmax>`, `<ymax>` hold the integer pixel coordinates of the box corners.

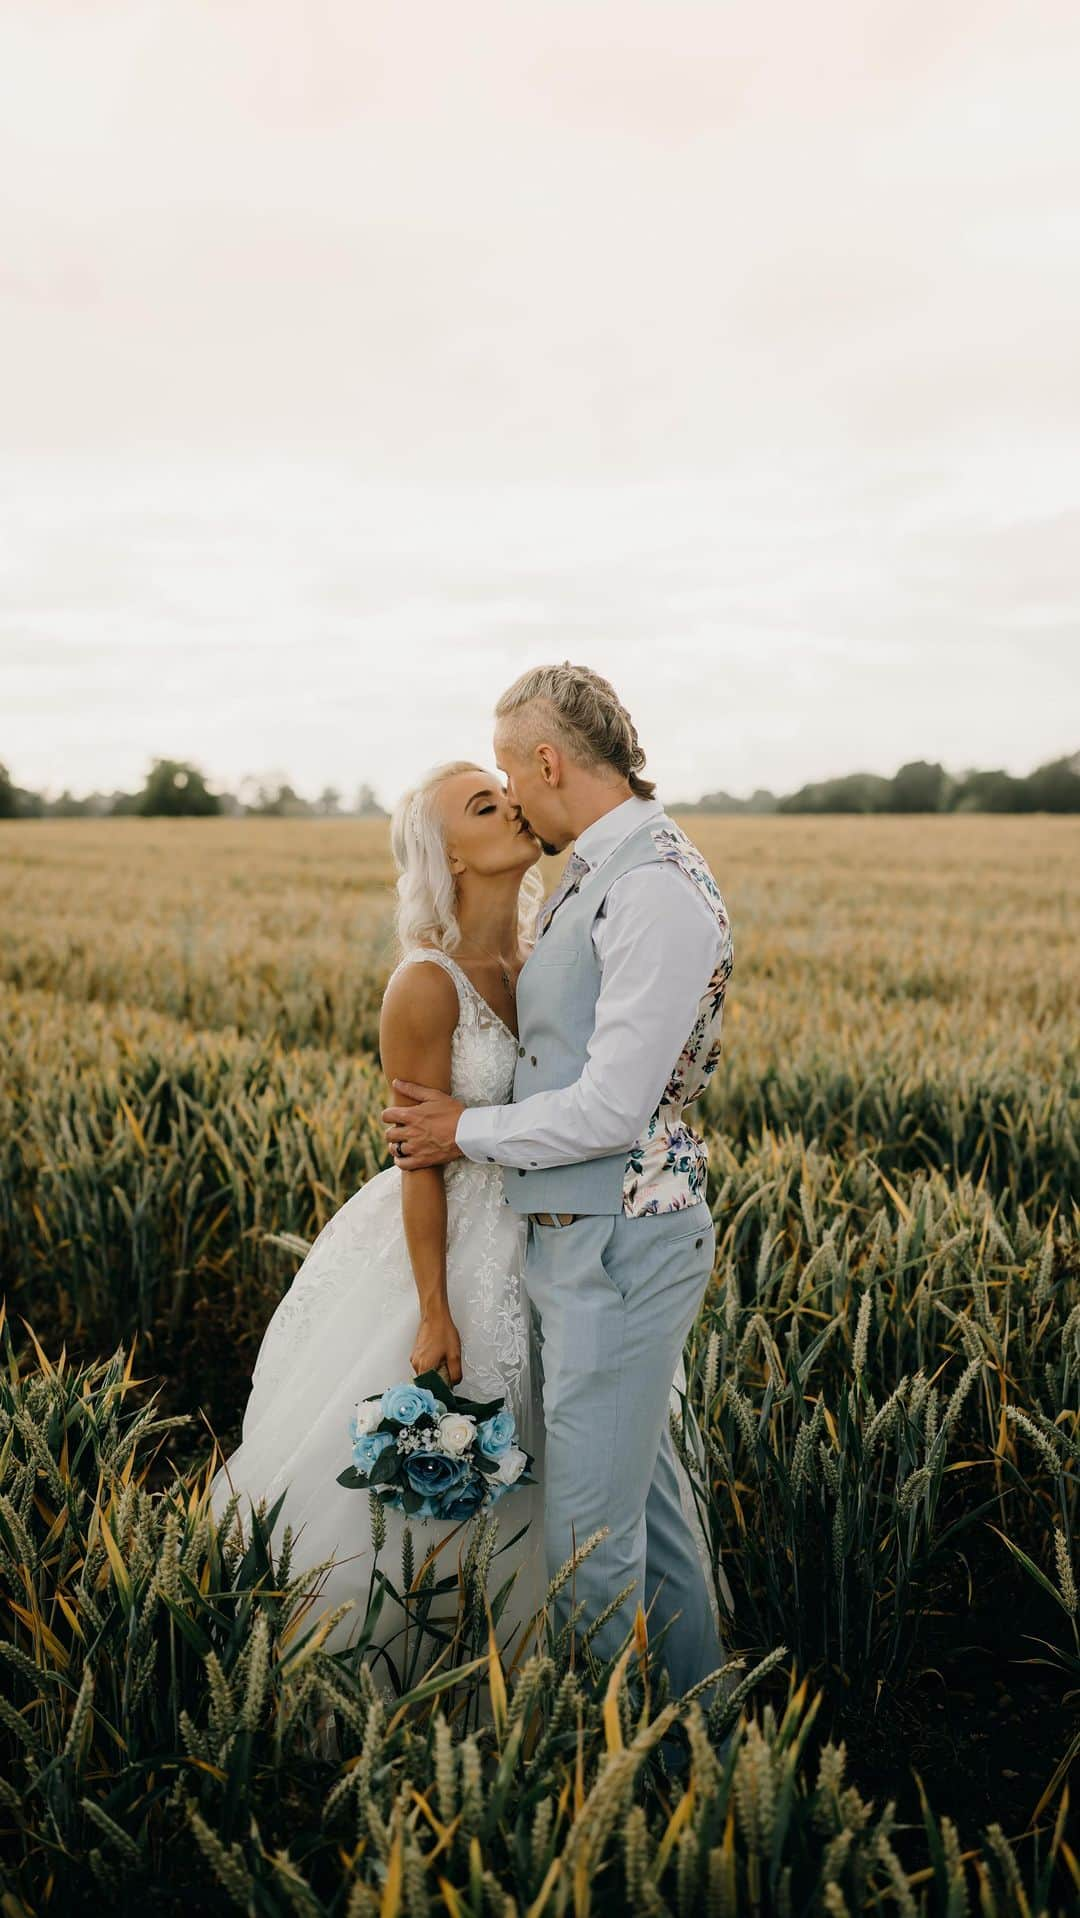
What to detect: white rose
<box><xmin>494</xmin><ymin>1446</ymin><xmax>528</xmax><ymax>1487</ymax></box>
<box><xmin>437</xmin><ymin>1412</ymin><xmax>478</xmax><ymax>1456</ymax></box>
<box><xmin>352</xmin><ymin>1399</ymin><xmax>383</xmax><ymax>1436</ymax></box>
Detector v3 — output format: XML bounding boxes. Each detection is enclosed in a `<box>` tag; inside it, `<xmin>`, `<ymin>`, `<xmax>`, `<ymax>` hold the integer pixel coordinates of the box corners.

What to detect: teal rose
<box><xmin>353</xmin><ymin>1431</ymin><xmax>395</xmax><ymax>1475</ymax></box>
<box><xmin>404</xmin><ymin>1451</ymin><xmax>467</xmax><ymax>1499</ymax></box>
<box><xmin>381</xmin><ymin>1382</ymin><xmax>440</xmax><ymax>1425</ymax></box>
<box><xmin>439</xmin><ymin>1472</ymin><xmax>489</xmax><ymax>1520</ymax></box>
<box><xmin>476</xmin><ymin>1409</ymin><xmax>517</xmax><ymax>1458</ymax></box>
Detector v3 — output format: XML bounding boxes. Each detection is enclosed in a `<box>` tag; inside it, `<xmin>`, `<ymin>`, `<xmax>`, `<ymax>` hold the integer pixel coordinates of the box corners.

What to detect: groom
<box><xmin>382</xmin><ymin>662</ymin><xmax>734</xmax><ymax>1710</ymax></box>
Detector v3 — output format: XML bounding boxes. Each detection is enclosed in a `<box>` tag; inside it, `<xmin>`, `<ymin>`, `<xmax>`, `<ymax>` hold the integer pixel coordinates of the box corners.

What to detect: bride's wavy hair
<box><xmin>390</xmin><ymin>760</ymin><xmax>545</xmax><ymax>959</ymax></box>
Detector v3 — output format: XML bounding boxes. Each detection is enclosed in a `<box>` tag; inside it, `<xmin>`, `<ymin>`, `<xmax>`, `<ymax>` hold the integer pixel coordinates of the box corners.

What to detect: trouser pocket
<box><xmin>602</xmin><ymin>1204</ymin><xmax>714</xmax><ymax>1307</ymax></box>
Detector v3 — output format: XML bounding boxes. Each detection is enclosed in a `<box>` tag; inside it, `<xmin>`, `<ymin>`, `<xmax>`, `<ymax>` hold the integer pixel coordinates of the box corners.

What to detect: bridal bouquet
<box><xmin>337</xmin><ymin>1369</ymin><xmax>536</xmax><ymax>1520</ymax></box>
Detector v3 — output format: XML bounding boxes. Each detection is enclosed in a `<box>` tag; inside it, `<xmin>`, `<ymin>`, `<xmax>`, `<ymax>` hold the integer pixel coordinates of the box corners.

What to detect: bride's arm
<box><xmin>378</xmin><ymin>962</ymin><xmax>464</xmax><ymax>1385</ymax></box>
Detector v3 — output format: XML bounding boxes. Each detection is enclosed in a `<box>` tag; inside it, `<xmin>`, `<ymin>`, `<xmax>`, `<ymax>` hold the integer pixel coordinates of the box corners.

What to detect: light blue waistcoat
<box><xmin>502</xmin><ymin>813</ymin><xmax>733</xmax><ymax>1218</ymax></box>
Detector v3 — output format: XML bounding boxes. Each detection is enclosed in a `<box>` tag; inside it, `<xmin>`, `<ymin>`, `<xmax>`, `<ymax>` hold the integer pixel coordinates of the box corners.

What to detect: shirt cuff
<box><xmin>455</xmin><ymin>1104</ymin><xmax>501</xmax><ymax>1165</ymax></box>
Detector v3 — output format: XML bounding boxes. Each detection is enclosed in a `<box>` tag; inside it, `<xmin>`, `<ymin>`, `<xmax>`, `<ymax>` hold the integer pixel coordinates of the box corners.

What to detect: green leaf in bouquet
<box><xmin>369</xmin><ymin>1443</ymin><xmax>401</xmax><ymax>1485</ymax></box>
<box><xmin>336</xmin><ymin>1465</ymin><xmax>371</xmax><ymax>1490</ymax></box>
<box><xmin>401</xmin><ymin>1487</ymin><xmax>425</xmax><ymax>1515</ymax></box>
<box><xmin>455</xmin><ymin>1394</ymin><xmax>505</xmax><ymax>1420</ymax></box>
<box><xmin>473</xmin><ymin>1454</ymin><xmax>498</xmax><ymax>1475</ymax></box>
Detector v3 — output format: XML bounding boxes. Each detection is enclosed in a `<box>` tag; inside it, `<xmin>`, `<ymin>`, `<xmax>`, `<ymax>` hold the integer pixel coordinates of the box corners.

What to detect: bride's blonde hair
<box><xmin>390</xmin><ymin>760</ymin><xmax>545</xmax><ymax>959</ymax></box>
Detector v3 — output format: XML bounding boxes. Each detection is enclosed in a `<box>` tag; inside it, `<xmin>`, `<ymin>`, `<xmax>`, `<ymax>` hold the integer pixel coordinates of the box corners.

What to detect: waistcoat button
<box><xmin>530</xmin><ymin>1055</ymin><xmax>538</xmax><ymax>1066</ymax></box>
<box><xmin>518</xmin><ymin>1045</ymin><xmax>526</xmax><ymax>1057</ymax></box>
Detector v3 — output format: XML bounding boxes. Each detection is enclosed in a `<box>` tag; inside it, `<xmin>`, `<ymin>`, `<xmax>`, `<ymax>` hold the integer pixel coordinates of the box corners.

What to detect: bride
<box><xmin>208</xmin><ymin>759</ymin><xmax>722</xmax><ymax>1701</ymax></box>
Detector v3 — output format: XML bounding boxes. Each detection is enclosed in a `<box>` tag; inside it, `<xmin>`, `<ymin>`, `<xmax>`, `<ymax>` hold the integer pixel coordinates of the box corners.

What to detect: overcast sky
<box><xmin>2</xmin><ymin>0</ymin><xmax>1077</xmax><ymax>807</ymax></box>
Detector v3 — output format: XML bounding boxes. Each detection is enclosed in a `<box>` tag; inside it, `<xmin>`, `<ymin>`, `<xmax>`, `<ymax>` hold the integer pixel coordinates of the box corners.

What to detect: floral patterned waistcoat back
<box><xmin>502</xmin><ymin>814</ymin><xmax>733</xmax><ymax>1218</ymax></box>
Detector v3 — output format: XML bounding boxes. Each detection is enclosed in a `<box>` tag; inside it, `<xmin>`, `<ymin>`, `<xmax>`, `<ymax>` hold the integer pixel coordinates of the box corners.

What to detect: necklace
<box><xmin>457</xmin><ymin>936</ymin><xmax>516</xmax><ymax>996</ymax></box>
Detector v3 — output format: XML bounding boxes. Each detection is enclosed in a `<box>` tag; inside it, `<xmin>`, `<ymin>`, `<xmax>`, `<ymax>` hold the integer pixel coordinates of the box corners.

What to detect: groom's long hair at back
<box><xmin>495</xmin><ymin>662</ymin><xmax>657</xmax><ymax>801</ymax></box>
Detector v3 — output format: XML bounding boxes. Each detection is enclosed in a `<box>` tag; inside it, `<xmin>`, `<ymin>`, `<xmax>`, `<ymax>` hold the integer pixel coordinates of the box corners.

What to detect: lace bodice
<box><xmin>391</xmin><ymin>946</ymin><xmax>520</xmax><ymax>1109</ymax></box>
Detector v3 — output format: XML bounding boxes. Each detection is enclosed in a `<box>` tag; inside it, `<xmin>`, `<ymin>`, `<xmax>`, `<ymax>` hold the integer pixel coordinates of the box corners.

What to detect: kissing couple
<box><xmin>210</xmin><ymin>660</ymin><xmax>735</xmax><ymax>1732</ymax></box>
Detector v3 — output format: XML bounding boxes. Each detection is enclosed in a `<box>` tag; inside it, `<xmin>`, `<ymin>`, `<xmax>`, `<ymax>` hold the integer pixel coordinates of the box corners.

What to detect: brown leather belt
<box><xmin>529</xmin><ymin>1211</ymin><xmax>580</xmax><ymax>1227</ymax></box>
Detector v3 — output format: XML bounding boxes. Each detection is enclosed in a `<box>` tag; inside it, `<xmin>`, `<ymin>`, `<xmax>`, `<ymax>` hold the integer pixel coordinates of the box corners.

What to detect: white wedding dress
<box><xmin>208</xmin><ymin>946</ymin><xmax>724</xmax><ymax>1697</ymax></box>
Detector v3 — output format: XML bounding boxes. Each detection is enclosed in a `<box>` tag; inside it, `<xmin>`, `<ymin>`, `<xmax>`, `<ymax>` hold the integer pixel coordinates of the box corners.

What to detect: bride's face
<box><xmin>437</xmin><ymin>769</ymin><xmax>541</xmax><ymax>881</ymax></box>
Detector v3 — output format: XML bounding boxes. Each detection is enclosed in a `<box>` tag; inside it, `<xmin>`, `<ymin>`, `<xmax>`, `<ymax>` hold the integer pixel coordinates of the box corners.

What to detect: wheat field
<box><xmin>0</xmin><ymin>814</ymin><xmax>1077</xmax><ymax>1914</ymax></box>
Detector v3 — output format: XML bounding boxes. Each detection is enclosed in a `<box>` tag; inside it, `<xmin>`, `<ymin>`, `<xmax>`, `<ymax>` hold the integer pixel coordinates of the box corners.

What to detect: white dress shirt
<box><xmin>455</xmin><ymin>796</ymin><xmax>724</xmax><ymax>1170</ymax></box>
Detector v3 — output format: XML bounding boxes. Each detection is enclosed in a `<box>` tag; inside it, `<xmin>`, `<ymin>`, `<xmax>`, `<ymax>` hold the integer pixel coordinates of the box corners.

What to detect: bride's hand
<box><xmin>411</xmin><ymin>1310</ymin><xmax>463</xmax><ymax>1386</ymax></box>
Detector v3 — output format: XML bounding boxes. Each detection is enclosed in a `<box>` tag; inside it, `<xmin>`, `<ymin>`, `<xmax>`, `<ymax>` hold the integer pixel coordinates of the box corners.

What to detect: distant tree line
<box><xmin>675</xmin><ymin>750</ymin><xmax>1080</xmax><ymax>815</ymax></box>
<box><xmin>3</xmin><ymin>749</ymin><xmax>1078</xmax><ymax>821</ymax></box>
<box><xmin>0</xmin><ymin>758</ymin><xmax>388</xmax><ymax>820</ymax></box>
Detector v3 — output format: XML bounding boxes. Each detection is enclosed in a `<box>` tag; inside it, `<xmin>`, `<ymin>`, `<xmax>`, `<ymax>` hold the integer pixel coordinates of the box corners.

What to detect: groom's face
<box><xmin>494</xmin><ymin>723</ymin><xmax>569</xmax><ymax>857</ymax></box>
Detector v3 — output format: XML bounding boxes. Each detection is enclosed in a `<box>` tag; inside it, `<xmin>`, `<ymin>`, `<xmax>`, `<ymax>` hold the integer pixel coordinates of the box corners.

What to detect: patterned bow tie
<box><xmin>538</xmin><ymin>851</ymin><xmax>590</xmax><ymax>937</ymax></box>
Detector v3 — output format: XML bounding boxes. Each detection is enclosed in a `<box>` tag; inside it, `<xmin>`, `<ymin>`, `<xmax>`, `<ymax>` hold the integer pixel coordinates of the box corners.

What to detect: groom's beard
<box><xmin>518</xmin><ymin>813</ymin><xmax>561</xmax><ymax>858</ymax></box>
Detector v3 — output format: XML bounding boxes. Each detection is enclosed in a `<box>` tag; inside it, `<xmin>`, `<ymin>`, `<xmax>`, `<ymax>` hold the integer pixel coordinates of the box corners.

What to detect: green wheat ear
<box><xmin>369</xmin><ymin>1491</ymin><xmax>387</xmax><ymax>1554</ymax></box>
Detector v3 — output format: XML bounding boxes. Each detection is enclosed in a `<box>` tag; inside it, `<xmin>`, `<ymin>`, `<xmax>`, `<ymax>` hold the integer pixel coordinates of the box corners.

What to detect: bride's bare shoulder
<box><xmin>380</xmin><ymin>948</ymin><xmax>459</xmax><ymax>1038</ymax></box>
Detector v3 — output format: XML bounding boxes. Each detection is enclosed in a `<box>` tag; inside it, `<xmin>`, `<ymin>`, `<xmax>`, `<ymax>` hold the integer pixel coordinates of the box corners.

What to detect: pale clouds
<box><xmin>0</xmin><ymin>1</ymin><xmax>1077</xmax><ymax>804</ymax></box>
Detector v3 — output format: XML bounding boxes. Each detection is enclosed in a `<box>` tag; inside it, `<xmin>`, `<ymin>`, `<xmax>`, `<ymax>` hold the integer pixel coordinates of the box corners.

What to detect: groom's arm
<box><xmin>457</xmin><ymin>867</ymin><xmax>721</xmax><ymax>1167</ymax></box>
<box><xmin>387</xmin><ymin>866</ymin><xmax>723</xmax><ymax>1170</ymax></box>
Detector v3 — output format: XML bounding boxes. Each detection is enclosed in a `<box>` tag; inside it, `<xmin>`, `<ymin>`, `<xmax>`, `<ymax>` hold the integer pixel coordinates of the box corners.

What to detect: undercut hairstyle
<box><xmin>389</xmin><ymin>759</ymin><xmax>544</xmax><ymax>959</ymax></box>
<box><xmin>494</xmin><ymin>662</ymin><xmax>657</xmax><ymax>800</ymax></box>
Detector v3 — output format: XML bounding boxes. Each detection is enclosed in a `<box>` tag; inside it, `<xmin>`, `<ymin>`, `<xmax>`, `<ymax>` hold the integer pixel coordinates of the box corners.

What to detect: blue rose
<box><xmin>438</xmin><ymin>1472</ymin><xmax>489</xmax><ymax>1520</ymax></box>
<box><xmin>404</xmin><ymin>1451</ymin><xmax>467</xmax><ymax>1498</ymax></box>
<box><xmin>476</xmin><ymin>1409</ymin><xmax>517</xmax><ymax>1459</ymax></box>
<box><xmin>353</xmin><ymin>1431</ymin><xmax>395</xmax><ymax>1475</ymax></box>
<box><xmin>381</xmin><ymin>1382</ymin><xmax>441</xmax><ymax>1426</ymax></box>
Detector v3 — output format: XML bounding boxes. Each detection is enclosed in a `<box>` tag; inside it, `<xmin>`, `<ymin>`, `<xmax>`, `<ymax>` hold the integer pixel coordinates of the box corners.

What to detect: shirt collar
<box><xmin>573</xmin><ymin>794</ymin><xmax>664</xmax><ymax>874</ymax></box>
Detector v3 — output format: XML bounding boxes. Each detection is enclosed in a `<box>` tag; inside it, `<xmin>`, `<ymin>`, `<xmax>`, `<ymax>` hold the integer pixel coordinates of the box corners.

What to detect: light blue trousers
<box><xmin>522</xmin><ymin>1200</ymin><xmax>725</xmax><ymax>1702</ymax></box>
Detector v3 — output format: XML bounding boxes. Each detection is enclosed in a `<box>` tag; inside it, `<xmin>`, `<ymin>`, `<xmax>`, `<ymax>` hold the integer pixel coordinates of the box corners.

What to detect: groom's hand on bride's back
<box><xmin>383</xmin><ymin>1081</ymin><xmax>467</xmax><ymax>1168</ymax></box>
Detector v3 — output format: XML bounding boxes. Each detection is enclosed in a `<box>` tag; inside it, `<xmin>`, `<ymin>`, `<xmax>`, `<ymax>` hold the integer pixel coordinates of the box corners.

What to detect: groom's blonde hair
<box><xmin>495</xmin><ymin>662</ymin><xmax>657</xmax><ymax>801</ymax></box>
